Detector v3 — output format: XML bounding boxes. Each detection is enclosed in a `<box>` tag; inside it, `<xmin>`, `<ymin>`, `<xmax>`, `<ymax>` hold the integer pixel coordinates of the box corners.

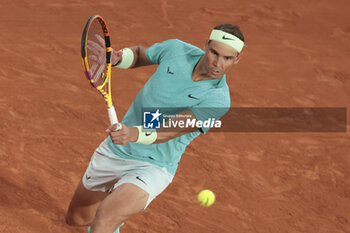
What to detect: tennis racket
<box><xmin>81</xmin><ymin>14</ymin><xmax>121</xmax><ymax>130</ymax></box>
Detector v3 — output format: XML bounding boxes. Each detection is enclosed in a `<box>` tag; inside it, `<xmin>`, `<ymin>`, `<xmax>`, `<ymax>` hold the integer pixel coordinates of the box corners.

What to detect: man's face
<box><xmin>203</xmin><ymin>40</ymin><xmax>240</xmax><ymax>78</ymax></box>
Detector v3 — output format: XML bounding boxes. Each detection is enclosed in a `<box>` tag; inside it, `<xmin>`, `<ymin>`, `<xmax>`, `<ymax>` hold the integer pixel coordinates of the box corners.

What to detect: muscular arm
<box><xmin>112</xmin><ymin>46</ymin><xmax>152</xmax><ymax>68</ymax></box>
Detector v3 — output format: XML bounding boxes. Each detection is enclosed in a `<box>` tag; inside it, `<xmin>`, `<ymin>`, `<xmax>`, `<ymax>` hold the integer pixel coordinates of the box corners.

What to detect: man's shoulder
<box><xmin>214</xmin><ymin>86</ymin><xmax>231</xmax><ymax>107</ymax></box>
<box><xmin>146</xmin><ymin>39</ymin><xmax>202</xmax><ymax>65</ymax></box>
<box><xmin>198</xmin><ymin>84</ymin><xmax>231</xmax><ymax>108</ymax></box>
<box><xmin>160</xmin><ymin>39</ymin><xmax>203</xmax><ymax>54</ymax></box>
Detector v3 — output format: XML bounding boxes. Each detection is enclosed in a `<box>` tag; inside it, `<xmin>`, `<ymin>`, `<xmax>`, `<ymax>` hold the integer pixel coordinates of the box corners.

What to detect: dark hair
<box><xmin>213</xmin><ymin>24</ymin><xmax>245</xmax><ymax>42</ymax></box>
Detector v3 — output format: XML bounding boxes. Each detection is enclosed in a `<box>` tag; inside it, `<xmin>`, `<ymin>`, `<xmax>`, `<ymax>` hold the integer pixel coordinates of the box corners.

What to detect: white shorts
<box><xmin>82</xmin><ymin>140</ymin><xmax>174</xmax><ymax>209</ymax></box>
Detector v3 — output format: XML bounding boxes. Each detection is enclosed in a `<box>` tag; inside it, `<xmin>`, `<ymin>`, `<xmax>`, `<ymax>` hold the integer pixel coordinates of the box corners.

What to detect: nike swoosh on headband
<box><xmin>222</xmin><ymin>35</ymin><xmax>234</xmax><ymax>40</ymax></box>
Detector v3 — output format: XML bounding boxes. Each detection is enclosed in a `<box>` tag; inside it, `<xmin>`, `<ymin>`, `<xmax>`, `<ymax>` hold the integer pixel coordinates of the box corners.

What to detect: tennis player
<box><xmin>66</xmin><ymin>24</ymin><xmax>245</xmax><ymax>233</ymax></box>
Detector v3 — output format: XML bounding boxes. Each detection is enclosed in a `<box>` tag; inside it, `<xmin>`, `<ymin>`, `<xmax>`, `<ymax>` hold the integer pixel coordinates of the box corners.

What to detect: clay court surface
<box><xmin>1</xmin><ymin>0</ymin><xmax>349</xmax><ymax>232</ymax></box>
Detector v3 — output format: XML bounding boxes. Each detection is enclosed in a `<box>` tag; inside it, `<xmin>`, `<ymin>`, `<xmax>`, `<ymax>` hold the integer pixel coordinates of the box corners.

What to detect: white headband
<box><xmin>209</xmin><ymin>29</ymin><xmax>245</xmax><ymax>53</ymax></box>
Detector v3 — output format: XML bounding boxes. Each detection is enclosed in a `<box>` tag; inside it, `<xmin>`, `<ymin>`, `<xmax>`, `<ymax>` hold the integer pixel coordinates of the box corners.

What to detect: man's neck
<box><xmin>192</xmin><ymin>56</ymin><xmax>221</xmax><ymax>82</ymax></box>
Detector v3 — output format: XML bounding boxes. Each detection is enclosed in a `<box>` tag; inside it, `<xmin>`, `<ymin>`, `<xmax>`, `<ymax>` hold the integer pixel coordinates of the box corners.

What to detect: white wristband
<box><xmin>135</xmin><ymin>126</ymin><xmax>157</xmax><ymax>145</ymax></box>
<box><xmin>113</xmin><ymin>48</ymin><xmax>134</xmax><ymax>69</ymax></box>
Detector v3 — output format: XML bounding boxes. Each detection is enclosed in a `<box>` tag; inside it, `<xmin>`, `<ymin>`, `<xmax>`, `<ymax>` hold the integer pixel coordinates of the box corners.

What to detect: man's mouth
<box><xmin>209</xmin><ymin>69</ymin><xmax>220</xmax><ymax>76</ymax></box>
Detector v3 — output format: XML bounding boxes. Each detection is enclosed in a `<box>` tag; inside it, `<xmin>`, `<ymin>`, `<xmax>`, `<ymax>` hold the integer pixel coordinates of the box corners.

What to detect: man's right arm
<box><xmin>112</xmin><ymin>46</ymin><xmax>152</xmax><ymax>68</ymax></box>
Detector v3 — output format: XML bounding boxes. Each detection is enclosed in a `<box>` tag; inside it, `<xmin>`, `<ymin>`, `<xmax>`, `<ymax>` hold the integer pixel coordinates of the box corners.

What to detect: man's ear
<box><xmin>234</xmin><ymin>52</ymin><xmax>243</xmax><ymax>64</ymax></box>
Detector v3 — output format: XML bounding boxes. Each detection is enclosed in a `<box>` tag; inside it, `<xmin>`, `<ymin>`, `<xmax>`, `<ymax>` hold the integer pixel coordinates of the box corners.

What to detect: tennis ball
<box><xmin>198</xmin><ymin>189</ymin><xmax>215</xmax><ymax>207</ymax></box>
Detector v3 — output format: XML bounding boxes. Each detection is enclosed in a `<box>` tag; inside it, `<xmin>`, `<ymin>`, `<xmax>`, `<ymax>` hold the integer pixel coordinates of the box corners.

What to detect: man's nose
<box><xmin>213</xmin><ymin>57</ymin><xmax>219</xmax><ymax>67</ymax></box>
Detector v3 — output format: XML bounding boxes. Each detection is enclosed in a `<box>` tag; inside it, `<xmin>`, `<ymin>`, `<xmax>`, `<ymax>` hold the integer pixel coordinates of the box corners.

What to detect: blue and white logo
<box><xmin>143</xmin><ymin>109</ymin><xmax>162</xmax><ymax>129</ymax></box>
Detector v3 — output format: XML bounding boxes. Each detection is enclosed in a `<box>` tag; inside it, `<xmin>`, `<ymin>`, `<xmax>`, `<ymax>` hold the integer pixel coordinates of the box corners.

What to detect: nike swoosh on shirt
<box><xmin>167</xmin><ymin>66</ymin><xmax>174</xmax><ymax>75</ymax></box>
<box><xmin>188</xmin><ymin>94</ymin><xmax>199</xmax><ymax>100</ymax></box>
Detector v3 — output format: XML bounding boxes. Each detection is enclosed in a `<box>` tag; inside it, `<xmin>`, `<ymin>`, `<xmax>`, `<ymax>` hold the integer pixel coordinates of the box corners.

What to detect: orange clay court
<box><xmin>0</xmin><ymin>0</ymin><xmax>349</xmax><ymax>232</ymax></box>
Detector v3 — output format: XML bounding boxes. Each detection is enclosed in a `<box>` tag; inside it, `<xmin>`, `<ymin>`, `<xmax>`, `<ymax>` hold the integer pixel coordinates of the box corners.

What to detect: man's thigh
<box><xmin>66</xmin><ymin>179</ymin><xmax>110</xmax><ymax>226</ymax></box>
<box><xmin>97</xmin><ymin>183</ymin><xmax>149</xmax><ymax>218</ymax></box>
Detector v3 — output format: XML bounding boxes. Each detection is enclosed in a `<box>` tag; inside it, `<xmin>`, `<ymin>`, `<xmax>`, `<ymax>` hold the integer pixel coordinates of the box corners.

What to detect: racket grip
<box><xmin>108</xmin><ymin>105</ymin><xmax>118</xmax><ymax>124</ymax></box>
<box><xmin>107</xmin><ymin>106</ymin><xmax>122</xmax><ymax>130</ymax></box>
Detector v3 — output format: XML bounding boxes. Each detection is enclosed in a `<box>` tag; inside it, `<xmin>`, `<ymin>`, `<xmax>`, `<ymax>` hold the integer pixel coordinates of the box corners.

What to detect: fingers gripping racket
<box><xmin>81</xmin><ymin>15</ymin><xmax>121</xmax><ymax>130</ymax></box>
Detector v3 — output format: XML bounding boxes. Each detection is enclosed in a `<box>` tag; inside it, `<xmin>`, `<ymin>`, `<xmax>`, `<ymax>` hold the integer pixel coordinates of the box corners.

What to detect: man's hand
<box><xmin>87</xmin><ymin>34</ymin><xmax>106</xmax><ymax>65</ymax></box>
<box><xmin>106</xmin><ymin>124</ymin><xmax>138</xmax><ymax>145</ymax></box>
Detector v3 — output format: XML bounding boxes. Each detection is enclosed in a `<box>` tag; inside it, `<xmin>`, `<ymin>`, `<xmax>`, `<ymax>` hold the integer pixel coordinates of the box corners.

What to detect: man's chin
<box><xmin>209</xmin><ymin>73</ymin><xmax>223</xmax><ymax>79</ymax></box>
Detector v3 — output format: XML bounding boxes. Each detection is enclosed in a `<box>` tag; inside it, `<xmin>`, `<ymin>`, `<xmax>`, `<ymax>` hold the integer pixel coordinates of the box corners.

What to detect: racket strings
<box><xmin>87</xmin><ymin>20</ymin><xmax>107</xmax><ymax>87</ymax></box>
